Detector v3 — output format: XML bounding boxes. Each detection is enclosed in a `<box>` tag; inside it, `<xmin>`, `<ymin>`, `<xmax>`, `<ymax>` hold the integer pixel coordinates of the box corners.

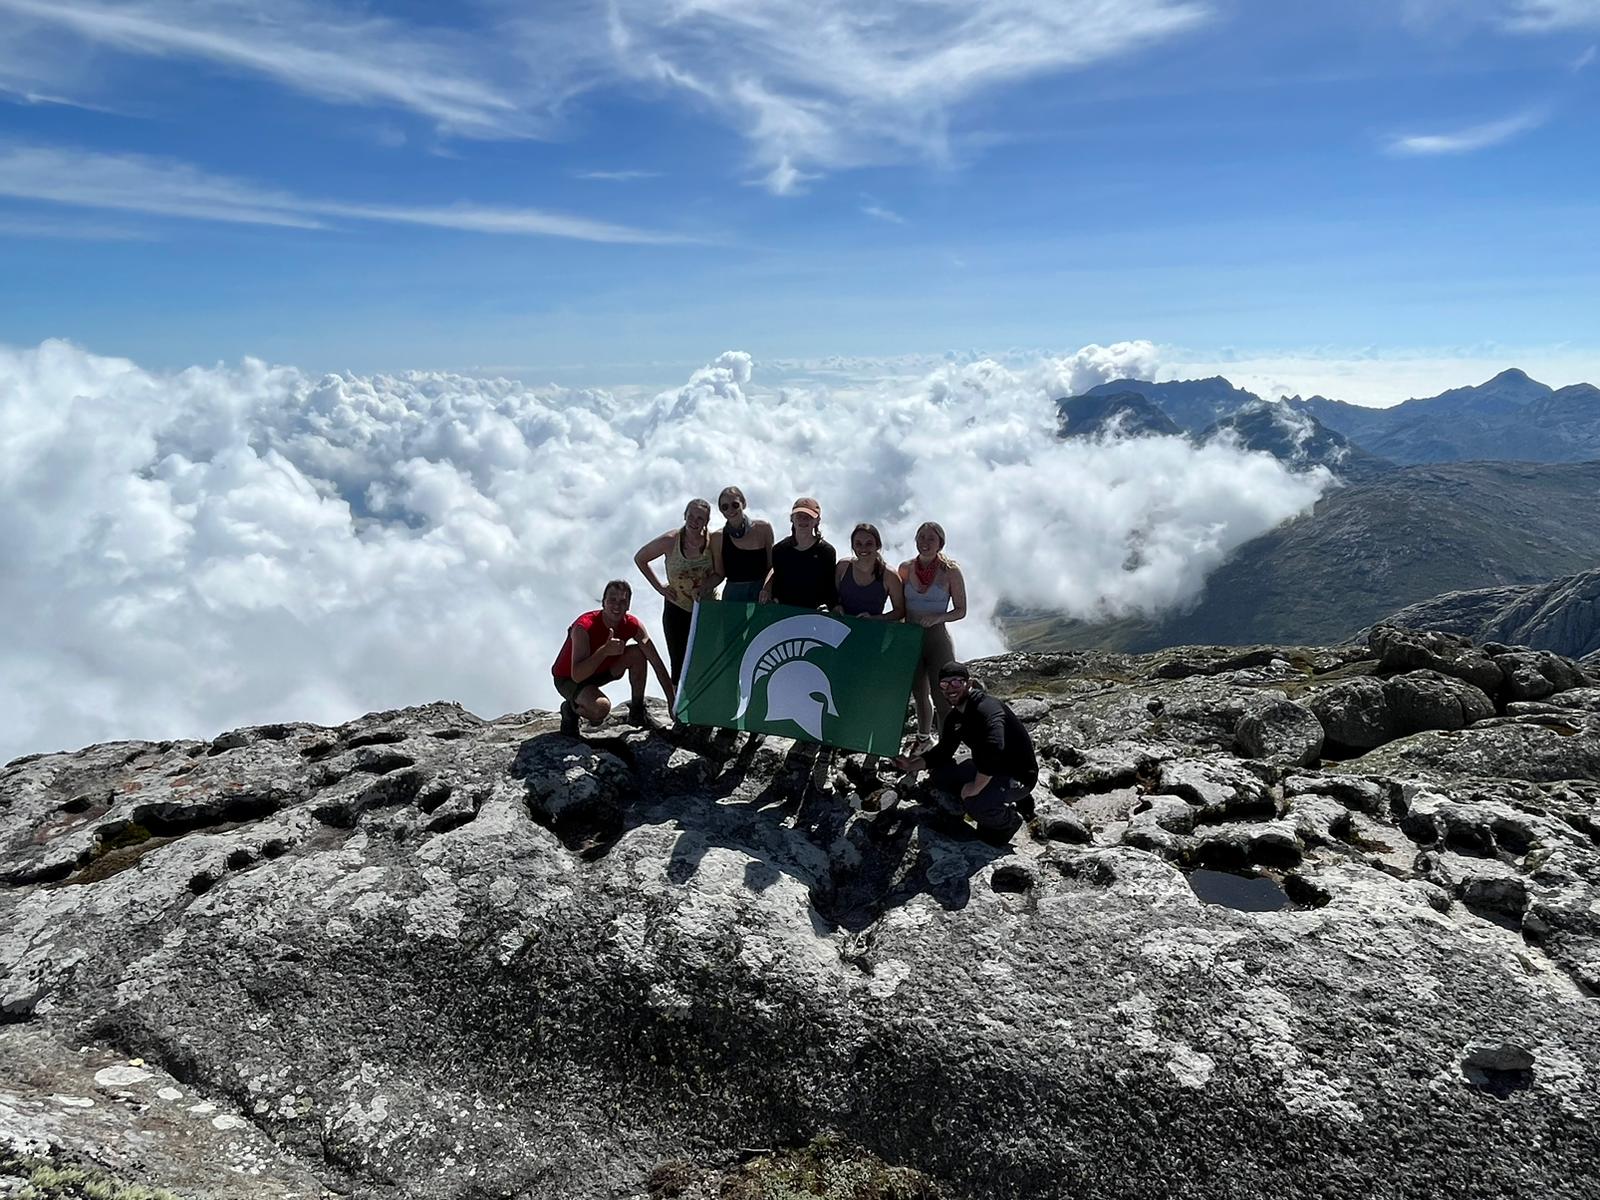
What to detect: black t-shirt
<box><xmin>923</xmin><ymin>687</ymin><xmax>1039</xmax><ymax>788</ymax></box>
<box><xmin>771</xmin><ymin>536</ymin><xmax>838</xmax><ymax>609</ymax></box>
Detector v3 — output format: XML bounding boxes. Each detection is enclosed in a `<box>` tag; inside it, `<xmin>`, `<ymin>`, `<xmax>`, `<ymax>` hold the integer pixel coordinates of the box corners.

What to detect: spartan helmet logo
<box><xmin>733</xmin><ymin>614</ymin><xmax>851</xmax><ymax>740</ymax></box>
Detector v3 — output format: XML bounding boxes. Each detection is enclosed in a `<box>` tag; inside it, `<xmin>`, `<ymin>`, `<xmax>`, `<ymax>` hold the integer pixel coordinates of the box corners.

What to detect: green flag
<box><xmin>674</xmin><ymin>600</ymin><xmax>924</xmax><ymax>754</ymax></box>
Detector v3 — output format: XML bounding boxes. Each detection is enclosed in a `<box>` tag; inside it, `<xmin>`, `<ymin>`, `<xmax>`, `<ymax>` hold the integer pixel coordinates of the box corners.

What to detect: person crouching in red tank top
<box><xmin>551</xmin><ymin>580</ymin><xmax>676</xmax><ymax>736</ymax></box>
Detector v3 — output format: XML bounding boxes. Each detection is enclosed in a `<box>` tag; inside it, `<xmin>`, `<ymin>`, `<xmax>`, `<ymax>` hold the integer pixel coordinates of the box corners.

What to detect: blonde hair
<box><xmin>916</xmin><ymin>520</ymin><xmax>957</xmax><ymax>571</ymax></box>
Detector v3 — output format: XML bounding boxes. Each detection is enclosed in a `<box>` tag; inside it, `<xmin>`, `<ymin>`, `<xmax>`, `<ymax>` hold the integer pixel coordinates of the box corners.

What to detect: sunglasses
<box><xmin>719</xmin><ymin>501</ymin><xmax>742</xmax><ymax>513</ymax></box>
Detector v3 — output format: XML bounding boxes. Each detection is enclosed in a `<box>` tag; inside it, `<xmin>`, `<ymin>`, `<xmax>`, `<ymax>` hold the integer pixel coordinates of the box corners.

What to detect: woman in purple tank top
<box><xmin>834</xmin><ymin>522</ymin><xmax>906</xmax><ymax>621</ymax></box>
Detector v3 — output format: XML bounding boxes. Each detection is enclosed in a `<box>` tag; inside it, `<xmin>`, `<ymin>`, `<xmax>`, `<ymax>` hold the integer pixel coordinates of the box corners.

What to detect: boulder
<box><xmin>1310</xmin><ymin>671</ymin><xmax>1495</xmax><ymax>750</ymax></box>
<box><xmin>1308</xmin><ymin>676</ymin><xmax>1393</xmax><ymax>749</ymax></box>
<box><xmin>1342</xmin><ymin>717</ymin><xmax>1600</xmax><ymax>784</ymax></box>
<box><xmin>1383</xmin><ymin>669</ymin><xmax>1495</xmax><ymax>733</ymax></box>
<box><xmin>1495</xmin><ymin>649</ymin><xmax>1590</xmax><ymax>702</ymax></box>
<box><xmin>1369</xmin><ymin>624</ymin><xmax>1504</xmax><ymax>693</ymax></box>
<box><xmin>1235</xmin><ymin>697</ymin><xmax>1324</xmax><ymax>766</ymax></box>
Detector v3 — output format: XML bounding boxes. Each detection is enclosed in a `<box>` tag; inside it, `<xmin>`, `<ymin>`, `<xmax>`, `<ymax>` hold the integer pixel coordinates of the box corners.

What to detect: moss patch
<box><xmin>0</xmin><ymin>1152</ymin><xmax>183</xmax><ymax>1200</ymax></box>
<box><xmin>648</xmin><ymin>1134</ymin><xmax>948</xmax><ymax>1200</ymax></box>
<box><xmin>55</xmin><ymin>823</ymin><xmax>181</xmax><ymax>888</ymax></box>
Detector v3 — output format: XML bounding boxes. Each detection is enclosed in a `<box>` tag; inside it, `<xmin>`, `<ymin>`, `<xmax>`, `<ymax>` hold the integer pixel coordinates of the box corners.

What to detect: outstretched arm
<box><xmin>633</xmin><ymin>531</ymin><xmax>676</xmax><ymax>599</ymax></box>
<box><xmin>640</xmin><ymin>634</ymin><xmax>676</xmax><ymax>706</ymax></box>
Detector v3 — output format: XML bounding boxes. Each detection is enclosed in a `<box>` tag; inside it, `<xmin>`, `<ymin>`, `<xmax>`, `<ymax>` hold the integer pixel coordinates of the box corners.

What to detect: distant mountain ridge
<box><xmin>1005</xmin><ymin>461</ymin><xmax>1600</xmax><ymax>654</ymax></box>
<box><xmin>1059</xmin><ymin>367</ymin><xmax>1600</xmax><ymax>469</ymax></box>
<box><xmin>1372</xmin><ymin>568</ymin><xmax>1600</xmax><ymax>663</ymax></box>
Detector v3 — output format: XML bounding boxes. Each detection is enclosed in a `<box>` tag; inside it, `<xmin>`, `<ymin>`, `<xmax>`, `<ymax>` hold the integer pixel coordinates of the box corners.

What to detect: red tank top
<box><xmin>551</xmin><ymin>610</ymin><xmax>645</xmax><ymax>678</ymax></box>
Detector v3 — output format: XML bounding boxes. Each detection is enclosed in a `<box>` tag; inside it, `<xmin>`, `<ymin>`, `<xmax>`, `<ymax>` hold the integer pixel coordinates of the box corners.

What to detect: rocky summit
<box><xmin>5</xmin><ymin>628</ymin><xmax>1600</xmax><ymax>1199</ymax></box>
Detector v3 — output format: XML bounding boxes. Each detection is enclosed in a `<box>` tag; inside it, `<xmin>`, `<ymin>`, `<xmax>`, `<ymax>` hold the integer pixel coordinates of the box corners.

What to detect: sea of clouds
<box><xmin>0</xmin><ymin>338</ymin><xmax>1331</xmax><ymax>763</ymax></box>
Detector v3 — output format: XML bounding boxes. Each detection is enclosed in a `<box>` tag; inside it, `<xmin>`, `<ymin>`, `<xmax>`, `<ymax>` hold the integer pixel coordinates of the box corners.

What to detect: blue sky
<box><xmin>2</xmin><ymin>0</ymin><xmax>1598</xmax><ymax>398</ymax></box>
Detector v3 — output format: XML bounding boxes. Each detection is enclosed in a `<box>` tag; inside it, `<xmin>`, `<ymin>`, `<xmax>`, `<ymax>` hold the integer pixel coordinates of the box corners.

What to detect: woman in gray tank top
<box><xmin>898</xmin><ymin>521</ymin><xmax>967</xmax><ymax>752</ymax></box>
<box><xmin>834</xmin><ymin>522</ymin><xmax>906</xmax><ymax>620</ymax></box>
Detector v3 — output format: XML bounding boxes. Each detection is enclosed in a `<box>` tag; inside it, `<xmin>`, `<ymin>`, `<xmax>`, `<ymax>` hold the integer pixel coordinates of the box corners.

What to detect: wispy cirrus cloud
<box><xmin>0</xmin><ymin>143</ymin><xmax>694</xmax><ymax>243</ymax></box>
<box><xmin>1</xmin><ymin>1</ymin><xmax>1214</xmax><ymax>191</ymax></box>
<box><xmin>1501</xmin><ymin>0</ymin><xmax>1600</xmax><ymax>31</ymax></box>
<box><xmin>0</xmin><ymin>213</ymin><xmax>153</xmax><ymax>240</ymax></box>
<box><xmin>0</xmin><ymin>0</ymin><xmax>541</xmax><ymax>137</ymax></box>
<box><xmin>862</xmin><ymin>203</ymin><xmax>906</xmax><ymax>224</ymax></box>
<box><xmin>584</xmin><ymin>0</ymin><xmax>1213</xmax><ymax>193</ymax></box>
<box><xmin>1386</xmin><ymin>108</ymin><xmax>1547</xmax><ymax>154</ymax></box>
<box><xmin>574</xmin><ymin>169</ymin><xmax>662</xmax><ymax>182</ymax></box>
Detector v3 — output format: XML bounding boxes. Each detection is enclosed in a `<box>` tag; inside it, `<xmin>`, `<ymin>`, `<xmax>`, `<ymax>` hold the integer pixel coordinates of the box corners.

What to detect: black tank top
<box><xmin>722</xmin><ymin>529</ymin><xmax>768</xmax><ymax>583</ymax></box>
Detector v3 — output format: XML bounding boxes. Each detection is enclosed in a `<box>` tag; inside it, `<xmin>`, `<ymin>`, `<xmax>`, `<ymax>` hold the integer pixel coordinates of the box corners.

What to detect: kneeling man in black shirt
<box><xmin>893</xmin><ymin>661</ymin><xmax>1038</xmax><ymax>844</ymax></box>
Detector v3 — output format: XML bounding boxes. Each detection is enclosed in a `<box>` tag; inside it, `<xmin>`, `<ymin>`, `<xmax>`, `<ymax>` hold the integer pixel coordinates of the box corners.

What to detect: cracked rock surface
<box><xmin>3</xmin><ymin>634</ymin><xmax>1600</xmax><ymax>1199</ymax></box>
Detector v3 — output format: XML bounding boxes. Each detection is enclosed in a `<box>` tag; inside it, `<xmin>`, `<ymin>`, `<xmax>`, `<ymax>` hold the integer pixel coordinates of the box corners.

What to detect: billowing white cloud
<box><xmin>1029</xmin><ymin>340</ymin><xmax>1164</xmax><ymax>397</ymax></box>
<box><xmin>0</xmin><ymin>338</ymin><xmax>1326</xmax><ymax>763</ymax></box>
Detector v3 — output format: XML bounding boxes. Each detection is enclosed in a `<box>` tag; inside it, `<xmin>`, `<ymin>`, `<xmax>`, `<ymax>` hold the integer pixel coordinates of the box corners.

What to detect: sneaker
<box><xmin>559</xmin><ymin>700</ymin><xmax>579</xmax><ymax>737</ymax></box>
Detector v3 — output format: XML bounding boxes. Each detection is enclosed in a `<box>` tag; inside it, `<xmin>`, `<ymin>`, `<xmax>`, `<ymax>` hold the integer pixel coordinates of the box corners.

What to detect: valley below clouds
<box><xmin>0</xmin><ymin>338</ymin><xmax>1330</xmax><ymax>763</ymax></box>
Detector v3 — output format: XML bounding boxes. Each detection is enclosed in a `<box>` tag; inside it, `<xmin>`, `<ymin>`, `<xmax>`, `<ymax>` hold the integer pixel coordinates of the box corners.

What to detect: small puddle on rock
<box><xmin>1187</xmin><ymin>868</ymin><xmax>1291</xmax><ymax>912</ymax></box>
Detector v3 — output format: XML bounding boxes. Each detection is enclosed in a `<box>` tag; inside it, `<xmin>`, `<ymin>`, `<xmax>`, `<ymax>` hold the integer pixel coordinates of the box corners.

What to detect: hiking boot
<box><xmin>559</xmin><ymin>700</ymin><xmax>579</xmax><ymax>737</ymax></box>
<box><xmin>624</xmin><ymin>699</ymin><xmax>656</xmax><ymax>728</ymax></box>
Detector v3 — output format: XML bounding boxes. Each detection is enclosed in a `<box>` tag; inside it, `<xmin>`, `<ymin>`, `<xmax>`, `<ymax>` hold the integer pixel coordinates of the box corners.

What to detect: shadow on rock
<box><xmin>513</xmin><ymin>727</ymin><xmax>1013</xmax><ymax>934</ymax></box>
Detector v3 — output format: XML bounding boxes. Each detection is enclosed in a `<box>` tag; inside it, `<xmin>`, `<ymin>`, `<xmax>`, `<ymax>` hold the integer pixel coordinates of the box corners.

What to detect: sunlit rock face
<box><xmin>3</xmin><ymin>632</ymin><xmax>1600</xmax><ymax>1199</ymax></box>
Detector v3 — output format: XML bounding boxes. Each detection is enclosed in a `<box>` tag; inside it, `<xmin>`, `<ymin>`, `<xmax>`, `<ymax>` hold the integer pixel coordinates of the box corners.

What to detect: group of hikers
<box><xmin>549</xmin><ymin>486</ymin><xmax>1038</xmax><ymax>844</ymax></box>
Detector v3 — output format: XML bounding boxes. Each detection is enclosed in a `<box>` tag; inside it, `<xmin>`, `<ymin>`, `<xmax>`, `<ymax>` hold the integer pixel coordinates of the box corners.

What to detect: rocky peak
<box><xmin>1056</xmin><ymin>390</ymin><xmax>1182</xmax><ymax>440</ymax></box>
<box><xmin>3</xmin><ymin>634</ymin><xmax>1600</xmax><ymax>1198</ymax></box>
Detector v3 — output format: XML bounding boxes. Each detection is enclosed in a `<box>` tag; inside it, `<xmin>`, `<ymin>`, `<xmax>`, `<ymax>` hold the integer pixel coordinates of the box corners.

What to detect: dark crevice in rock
<box><xmin>1283</xmin><ymin>874</ymin><xmax>1333</xmax><ymax>908</ymax></box>
<box><xmin>426</xmin><ymin>728</ymin><xmax>471</xmax><ymax>740</ymax></box>
<box><xmin>1463</xmin><ymin>902</ymin><xmax>1524</xmax><ymax>933</ymax></box>
<box><xmin>1444</xmin><ymin>825</ymin><xmax>1496</xmax><ymax>858</ymax></box>
<box><xmin>416</xmin><ymin>781</ymin><xmax>453</xmax><ymax>815</ymax></box>
<box><xmin>300</xmin><ymin>740</ymin><xmax>337</xmax><ymax>761</ymax></box>
<box><xmin>990</xmin><ymin>864</ymin><xmax>1033</xmax><ymax>894</ymax></box>
<box><xmin>1461</xmin><ymin>1045</ymin><xmax>1536</xmax><ymax>1099</ymax></box>
<box><xmin>3</xmin><ymin>857</ymin><xmax>79</xmax><ymax>887</ymax></box>
<box><xmin>345</xmin><ymin>729</ymin><xmax>409</xmax><ymax>750</ymax></box>
<box><xmin>425</xmin><ymin>808</ymin><xmax>478</xmax><ymax>835</ymax></box>
<box><xmin>357</xmin><ymin>769</ymin><xmax>427</xmax><ymax>812</ymax></box>
<box><xmin>1490</xmin><ymin>818</ymin><xmax>1534</xmax><ymax>856</ymax></box>
<box><xmin>135</xmin><ymin>793</ymin><xmax>284</xmax><ymax>838</ymax></box>
<box><xmin>1046</xmin><ymin>854</ymin><xmax>1116</xmax><ymax>887</ymax></box>
<box><xmin>352</xmin><ymin>750</ymin><xmax>416</xmax><ymax>775</ymax></box>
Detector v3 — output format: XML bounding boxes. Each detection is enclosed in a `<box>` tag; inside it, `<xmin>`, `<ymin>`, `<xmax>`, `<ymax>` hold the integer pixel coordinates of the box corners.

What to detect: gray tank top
<box><xmin>905</xmin><ymin>575</ymin><xmax>951</xmax><ymax>617</ymax></box>
<box><xmin>838</xmin><ymin>565</ymin><xmax>889</xmax><ymax>616</ymax></box>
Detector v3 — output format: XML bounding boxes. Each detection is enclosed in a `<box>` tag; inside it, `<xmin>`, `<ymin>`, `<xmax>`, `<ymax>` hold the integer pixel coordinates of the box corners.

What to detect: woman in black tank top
<box><xmin>712</xmin><ymin>485</ymin><xmax>774</xmax><ymax>603</ymax></box>
<box><xmin>834</xmin><ymin>522</ymin><xmax>906</xmax><ymax>621</ymax></box>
